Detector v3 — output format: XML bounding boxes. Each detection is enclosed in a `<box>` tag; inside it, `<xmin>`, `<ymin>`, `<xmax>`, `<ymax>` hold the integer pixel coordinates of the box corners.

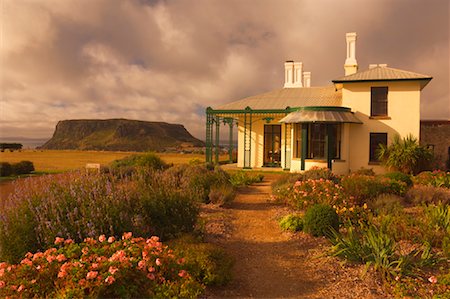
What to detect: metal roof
<box><xmin>216</xmin><ymin>85</ymin><xmax>342</xmax><ymax>110</ymax></box>
<box><xmin>280</xmin><ymin>108</ymin><xmax>362</xmax><ymax>124</ymax></box>
<box><xmin>332</xmin><ymin>66</ymin><xmax>432</xmax><ymax>83</ymax></box>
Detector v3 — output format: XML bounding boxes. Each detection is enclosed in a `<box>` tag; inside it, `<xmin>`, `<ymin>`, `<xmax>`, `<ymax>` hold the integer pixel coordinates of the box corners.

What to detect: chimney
<box><xmin>303</xmin><ymin>71</ymin><xmax>311</xmax><ymax>87</ymax></box>
<box><xmin>284</xmin><ymin>61</ymin><xmax>303</xmax><ymax>88</ymax></box>
<box><xmin>344</xmin><ymin>32</ymin><xmax>358</xmax><ymax>75</ymax></box>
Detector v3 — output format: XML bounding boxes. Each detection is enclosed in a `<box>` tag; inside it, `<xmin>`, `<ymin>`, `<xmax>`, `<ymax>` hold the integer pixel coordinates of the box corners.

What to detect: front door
<box><xmin>264</xmin><ymin>125</ymin><xmax>281</xmax><ymax>167</ymax></box>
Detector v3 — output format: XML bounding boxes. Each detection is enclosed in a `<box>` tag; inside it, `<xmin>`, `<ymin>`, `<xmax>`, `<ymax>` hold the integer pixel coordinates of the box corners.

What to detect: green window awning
<box><xmin>279</xmin><ymin>106</ymin><xmax>362</xmax><ymax>124</ymax></box>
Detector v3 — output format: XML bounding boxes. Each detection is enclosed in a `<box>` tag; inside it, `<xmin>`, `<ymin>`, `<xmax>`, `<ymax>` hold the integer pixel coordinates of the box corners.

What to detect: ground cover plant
<box><xmin>272</xmin><ymin>168</ymin><xmax>450</xmax><ymax>297</ymax></box>
<box><xmin>0</xmin><ymin>233</ymin><xmax>203</xmax><ymax>298</ymax></box>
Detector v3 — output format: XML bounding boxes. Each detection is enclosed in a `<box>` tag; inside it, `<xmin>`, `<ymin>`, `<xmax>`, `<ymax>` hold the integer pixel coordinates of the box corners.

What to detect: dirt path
<box><xmin>205</xmin><ymin>174</ymin><xmax>387</xmax><ymax>298</ymax></box>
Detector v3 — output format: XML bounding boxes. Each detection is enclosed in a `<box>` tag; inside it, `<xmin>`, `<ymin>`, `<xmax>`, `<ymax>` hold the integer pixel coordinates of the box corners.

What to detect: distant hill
<box><xmin>40</xmin><ymin>119</ymin><xmax>204</xmax><ymax>151</ymax></box>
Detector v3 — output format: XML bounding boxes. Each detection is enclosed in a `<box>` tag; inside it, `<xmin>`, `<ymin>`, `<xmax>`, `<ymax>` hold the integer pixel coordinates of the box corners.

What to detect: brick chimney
<box><xmin>344</xmin><ymin>32</ymin><xmax>358</xmax><ymax>76</ymax></box>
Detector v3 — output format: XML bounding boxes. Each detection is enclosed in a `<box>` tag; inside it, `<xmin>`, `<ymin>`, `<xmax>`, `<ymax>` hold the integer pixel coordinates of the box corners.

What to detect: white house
<box><xmin>205</xmin><ymin>33</ymin><xmax>432</xmax><ymax>174</ymax></box>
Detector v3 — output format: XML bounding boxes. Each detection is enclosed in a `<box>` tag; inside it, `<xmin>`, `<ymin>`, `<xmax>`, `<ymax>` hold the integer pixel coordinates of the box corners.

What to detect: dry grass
<box><xmin>0</xmin><ymin>150</ymin><xmax>215</xmax><ymax>172</ymax></box>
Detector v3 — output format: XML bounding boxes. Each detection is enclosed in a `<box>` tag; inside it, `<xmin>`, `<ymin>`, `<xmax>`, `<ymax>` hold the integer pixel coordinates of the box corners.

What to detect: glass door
<box><xmin>264</xmin><ymin>125</ymin><xmax>281</xmax><ymax>167</ymax></box>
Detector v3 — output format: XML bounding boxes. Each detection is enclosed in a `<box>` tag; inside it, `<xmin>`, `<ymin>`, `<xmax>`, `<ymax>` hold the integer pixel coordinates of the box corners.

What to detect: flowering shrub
<box><xmin>0</xmin><ymin>170</ymin><xmax>199</xmax><ymax>263</ymax></box>
<box><xmin>413</xmin><ymin>170</ymin><xmax>450</xmax><ymax>188</ymax></box>
<box><xmin>288</xmin><ymin>179</ymin><xmax>344</xmax><ymax>210</ymax></box>
<box><xmin>0</xmin><ymin>233</ymin><xmax>203</xmax><ymax>298</ymax></box>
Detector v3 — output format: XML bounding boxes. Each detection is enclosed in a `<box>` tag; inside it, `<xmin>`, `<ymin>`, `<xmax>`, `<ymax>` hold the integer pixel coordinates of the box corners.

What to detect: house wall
<box><xmin>341</xmin><ymin>80</ymin><xmax>422</xmax><ymax>173</ymax></box>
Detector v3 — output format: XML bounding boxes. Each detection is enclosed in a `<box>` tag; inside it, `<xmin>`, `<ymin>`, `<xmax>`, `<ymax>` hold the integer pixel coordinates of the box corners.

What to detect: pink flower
<box><xmin>17</xmin><ymin>285</ymin><xmax>25</xmax><ymax>292</ymax></box>
<box><xmin>54</xmin><ymin>237</ymin><xmax>64</xmax><ymax>245</ymax></box>
<box><xmin>155</xmin><ymin>258</ymin><xmax>162</xmax><ymax>266</ymax></box>
<box><xmin>86</xmin><ymin>271</ymin><xmax>98</xmax><ymax>280</ymax></box>
<box><xmin>0</xmin><ymin>263</ymin><xmax>6</xmax><ymax>269</ymax></box>
<box><xmin>138</xmin><ymin>260</ymin><xmax>146</xmax><ymax>270</ymax></box>
<box><xmin>31</xmin><ymin>279</ymin><xmax>36</xmax><ymax>284</ymax></box>
<box><xmin>105</xmin><ymin>276</ymin><xmax>115</xmax><ymax>285</ymax></box>
<box><xmin>428</xmin><ymin>276</ymin><xmax>438</xmax><ymax>284</ymax></box>
<box><xmin>177</xmin><ymin>258</ymin><xmax>185</xmax><ymax>265</ymax></box>
<box><xmin>20</xmin><ymin>258</ymin><xmax>32</xmax><ymax>266</ymax></box>
<box><xmin>91</xmin><ymin>263</ymin><xmax>99</xmax><ymax>270</ymax></box>
<box><xmin>46</xmin><ymin>255</ymin><xmax>56</xmax><ymax>263</ymax></box>
<box><xmin>147</xmin><ymin>273</ymin><xmax>155</xmax><ymax>280</ymax></box>
<box><xmin>57</xmin><ymin>270</ymin><xmax>67</xmax><ymax>278</ymax></box>
<box><xmin>0</xmin><ymin>281</ymin><xmax>5</xmax><ymax>288</ymax></box>
<box><xmin>32</xmin><ymin>252</ymin><xmax>43</xmax><ymax>261</ymax></box>
<box><xmin>122</xmin><ymin>232</ymin><xmax>132</xmax><ymax>240</ymax></box>
<box><xmin>108</xmin><ymin>236</ymin><xmax>115</xmax><ymax>243</ymax></box>
<box><xmin>108</xmin><ymin>266</ymin><xmax>119</xmax><ymax>275</ymax></box>
<box><xmin>56</xmin><ymin>254</ymin><xmax>66</xmax><ymax>262</ymax></box>
<box><xmin>64</xmin><ymin>239</ymin><xmax>74</xmax><ymax>245</ymax></box>
<box><xmin>0</xmin><ymin>268</ymin><xmax>4</xmax><ymax>277</ymax></box>
<box><xmin>148</xmin><ymin>266</ymin><xmax>155</xmax><ymax>273</ymax></box>
<box><xmin>178</xmin><ymin>270</ymin><xmax>187</xmax><ymax>278</ymax></box>
<box><xmin>99</xmin><ymin>235</ymin><xmax>106</xmax><ymax>242</ymax></box>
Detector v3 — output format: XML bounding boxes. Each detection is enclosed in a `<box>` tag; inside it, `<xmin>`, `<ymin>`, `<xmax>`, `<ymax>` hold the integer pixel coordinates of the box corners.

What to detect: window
<box><xmin>371</xmin><ymin>87</ymin><xmax>388</xmax><ymax>116</ymax></box>
<box><xmin>369</xmin><ymin>133</ymin><xmax>387</xmax><ymax>162</ymax></box>
<box><xmin>309</xmin><ymin>124</ymin><xmax>326</xmax><ymax>159</ymax></box>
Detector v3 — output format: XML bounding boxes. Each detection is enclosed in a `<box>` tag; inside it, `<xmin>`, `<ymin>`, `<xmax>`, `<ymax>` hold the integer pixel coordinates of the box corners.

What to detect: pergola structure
<box><xmin>205</xmin><ymin>106</ymin><xmax>295</xmax><ymax>169</ymax></box>
<box><xmin>205</xmin><ymin>104</ymin><xmax>361</xmax><ymax>170</ymax></box>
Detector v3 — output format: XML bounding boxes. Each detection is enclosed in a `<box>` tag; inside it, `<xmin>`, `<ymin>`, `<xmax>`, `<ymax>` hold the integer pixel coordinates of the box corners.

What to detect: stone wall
<box><xmin>420</xmin><ymin>120</ymin><xmax>450</xmax><ymax>170</ymax></box>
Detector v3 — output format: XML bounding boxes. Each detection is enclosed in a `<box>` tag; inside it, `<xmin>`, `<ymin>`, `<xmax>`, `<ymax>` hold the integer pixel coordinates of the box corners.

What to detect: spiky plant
<box><xmin>377</xmin><ymin>134</ymin><xmax>432</xmax><ymax>174</ymax></box>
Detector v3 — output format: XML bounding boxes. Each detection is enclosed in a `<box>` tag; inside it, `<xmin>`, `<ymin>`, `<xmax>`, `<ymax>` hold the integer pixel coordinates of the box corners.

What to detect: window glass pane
<box><xmin>369</xmin><ymin>133</ymin><xmax>387</xmax><ymax>162</ymax></box>
<box><xmin>371</xmin><ymin>87</ymin><xmax>388</xmax><ymax>116</ymax></box>
<box><xmin>308</xmin><ymin>123</ymin><xmax>326</xmax><ymax>159</ymax></box>
<box><xmin>294</xmin><ymin>124</ymin><xmax>302</xmax><ymax>158</ymax></box>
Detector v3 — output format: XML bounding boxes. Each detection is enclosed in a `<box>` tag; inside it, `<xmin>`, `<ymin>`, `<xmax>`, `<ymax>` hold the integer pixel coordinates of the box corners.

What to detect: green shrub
<box><xmin>341</xmin><ymin>174</ymin><xmax>407</xmax><ymax>204</ymax></box>
<box><xmin>110</xmin><ymin>152</ymin><xmax>168</xmax><ymax>176</ymax></box>
<box><xmin>384</xmin><ymin>172</ymin><xmax>413</xmax><ymax>187</ymax></box>
<box><xmin>352</xmin><ymin>168</ymin><xmax>376</xmax><ymax>176</ymax></box>
<box><xmin>425</xmin><ymin>204</ymin><xmax>450</xmax><ymax>232</ymax></box>
<box><xmin>303</xmin><ymin>204</ymin><xmax>339</xmax><ymax>237</ymax></box>
<box><xmin>377</xmin><ymin>134</ymin><xmax>433</xmax><ymax>174</ymax></box>
<box><xmin>330</xmin><ymin>225</ymin><xmax>403</xmax><ymax>280</ymax></box>
<box><xmin>11</xmin><ymin>160</ymin><xmax>35</xmax><ymax>175</ymax></box>
<box><xmin>279</xmin><ymin>214</ymin><xmax>303</xmax><ymax>232</ymax></box>
<box><xmin>0</xmin><ymin>162</ymin><xmax>12</xmax><ymax>176</ymax></box>
<box><xmin>165</xmin><ymin>164</ymin><xmax>232</xmax><ymax>203</ymax></box>
<box><xmin>229</xmin><ymin>171</ymin><xmax>264</xmax><ymax>187</ymax></box>
<box><xmin>405</xmin><ymin>185</ymin><xmax>450</xmax><ymax>205</ymax></box>
<box><xmin>370</xmin><ymin>194</ymin><xmax>404</xmax><ymax>216</ymax></box>
<box><xmin>302</xmin><ymin>166</ymin><xmax>339</xmax><ymax>182</ymax></box>
<box><xmin>170</xmin><ymin>235</ymin><xmax>233</xmax><ymax>286</ymax></box>
<box><xmin>208</xmin><ymin>184</ymin><xmax>236</xmax><ymax>206</ymax></box>
<box><xmin>0</xmin><ymin>234</ymin><xmax>204</xmax><ymax>298</ymax></box>
<box><xmin>414</xmin><ymin>170</ymin><xmax>450</xmax><ymax>188</ymax></box>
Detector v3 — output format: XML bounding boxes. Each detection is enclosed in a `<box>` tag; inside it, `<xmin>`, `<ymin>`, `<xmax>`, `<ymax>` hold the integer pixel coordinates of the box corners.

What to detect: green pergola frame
<box><xmin>205</xmin><ymin>105</ymin><xmax>355</xmax><ymax>169</ymax></box>
<box><xmin>205</xmin><ymin>106</ymin><xmax>295</xmax><ymax>168</ymax></box>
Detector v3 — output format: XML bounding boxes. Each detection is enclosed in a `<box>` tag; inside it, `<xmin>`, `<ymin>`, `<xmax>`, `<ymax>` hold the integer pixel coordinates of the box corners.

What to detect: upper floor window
<box><xmin>371</xmin><ymin>86</ymin><xmax>388</xmax><ymax>117</ymax></box>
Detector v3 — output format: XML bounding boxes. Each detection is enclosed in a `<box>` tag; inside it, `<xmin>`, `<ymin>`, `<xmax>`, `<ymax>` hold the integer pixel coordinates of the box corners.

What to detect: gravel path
<box><xmin>205</xmin><ymin>174</ymin><xmax>387</xmax><ymax>299</ymax></box>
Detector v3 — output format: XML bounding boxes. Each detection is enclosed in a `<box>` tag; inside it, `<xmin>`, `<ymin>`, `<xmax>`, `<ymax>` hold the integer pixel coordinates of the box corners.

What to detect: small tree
<box><xmin>377</xmin><ymin>134</ymin><xmax>432</xmax><ymax>174</ymax></box>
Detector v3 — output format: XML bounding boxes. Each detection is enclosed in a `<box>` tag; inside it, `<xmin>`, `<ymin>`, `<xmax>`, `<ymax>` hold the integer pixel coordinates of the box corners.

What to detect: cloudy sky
<box><xmin>1</xmin><ymin>0</ymin><xmax>449</xmax><ymax>140</ymax></box>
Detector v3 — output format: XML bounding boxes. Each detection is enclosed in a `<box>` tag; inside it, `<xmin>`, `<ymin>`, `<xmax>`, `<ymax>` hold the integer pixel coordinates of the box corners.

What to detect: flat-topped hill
<box><xmin>40</xmin><ymin>119</ymin><xmax>204</xmax><ymax>151</ymax></box>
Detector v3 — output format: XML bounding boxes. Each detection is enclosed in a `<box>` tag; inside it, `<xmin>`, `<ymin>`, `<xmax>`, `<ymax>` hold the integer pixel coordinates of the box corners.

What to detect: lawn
<box><xmin>0</xmin><ymin>150</ymin><xmax>210</xmax><ymax>172</ymax></box>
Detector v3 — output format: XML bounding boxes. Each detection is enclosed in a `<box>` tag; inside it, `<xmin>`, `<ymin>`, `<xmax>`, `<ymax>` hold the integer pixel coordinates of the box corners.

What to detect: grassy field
<box><xmin>0</xmin><ymin>150</ymin><xmax>210</xmax><ymax>172</ymax></box>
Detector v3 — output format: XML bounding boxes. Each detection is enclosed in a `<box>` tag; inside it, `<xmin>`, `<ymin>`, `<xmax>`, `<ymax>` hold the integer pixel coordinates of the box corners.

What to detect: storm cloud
<box><xmin>1</xmin><ymin>0</ymin><xmax>448</xmax><ymax>139</ymax></box>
